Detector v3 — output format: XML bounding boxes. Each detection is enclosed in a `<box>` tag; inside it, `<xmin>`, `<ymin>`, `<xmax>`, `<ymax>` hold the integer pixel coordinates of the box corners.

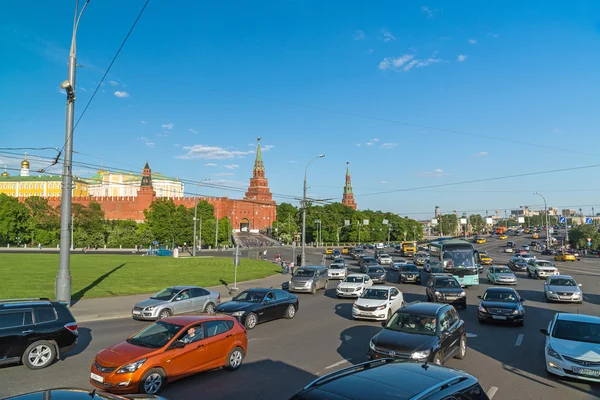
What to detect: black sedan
<box><xmin>397</xmin><ymin>264</ymin><xmax>421</xmax><ymax>284</ymax></box>
<box><xmin>477</xmin><ymin>287</ymin><xmax>525</xmax><ymax>326</ymax></box>
<box><xmin>215</xmin><ymin>288</ymin><xmax>299</xmax><ymax>330</ymax></box>
<box><xmin>508</xmin><ymin>258</ymin><xmax>528</xmax><ymax>272</ymax></box>
<box><xmin>425</xmin><ymin>274</ymin><xmax>467</xmax><ymax>309</ymax></box>
<box><xmin>366</xmin><ymin>265</ymin><xmax>387</xmax><ymax>284</ymax></box>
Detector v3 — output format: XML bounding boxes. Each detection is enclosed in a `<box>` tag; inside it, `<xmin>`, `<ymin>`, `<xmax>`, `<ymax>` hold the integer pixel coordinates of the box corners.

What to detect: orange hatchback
<box><xmin>90</xmin><ymin>315</ymin><xmax>247</xmax><ymax>395</ymax></box>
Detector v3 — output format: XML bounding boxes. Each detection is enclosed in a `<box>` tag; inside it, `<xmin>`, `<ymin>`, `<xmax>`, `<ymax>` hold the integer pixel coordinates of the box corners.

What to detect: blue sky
<box><xmin>2</xmin><ymin>0</ymin><xmax>600</xmax><ymax>219</ymax></box>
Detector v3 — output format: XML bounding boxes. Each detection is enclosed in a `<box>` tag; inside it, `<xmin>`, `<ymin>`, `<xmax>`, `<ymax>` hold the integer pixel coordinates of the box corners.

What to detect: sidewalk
<box><xmin>71</xmin><ymin>273</ymin><xmax>290</xmax><ymax>323</ymax></box>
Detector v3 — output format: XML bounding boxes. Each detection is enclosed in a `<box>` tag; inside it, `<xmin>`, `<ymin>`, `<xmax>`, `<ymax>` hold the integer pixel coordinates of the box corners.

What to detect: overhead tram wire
<box><xmin>115</xmin><ymin>72</ymin><xmax>600</xmax><ymax>159</ymax></box>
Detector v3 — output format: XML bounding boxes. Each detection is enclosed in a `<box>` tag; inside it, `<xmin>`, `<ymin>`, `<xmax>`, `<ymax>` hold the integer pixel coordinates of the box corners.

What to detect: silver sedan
<box><xmin>132</xmin><ymin>285</ymin><xmax>221</xmax><ymax>320</ymax></box>
<box><xmin>544</xmin><ymin>275</ymin><xmax>583</xmax><ymax>303</ymax></box>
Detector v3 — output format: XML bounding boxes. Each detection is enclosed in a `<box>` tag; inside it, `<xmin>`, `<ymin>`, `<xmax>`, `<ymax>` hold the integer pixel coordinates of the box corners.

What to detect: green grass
<box><xmin>0</xmin><ymin>254</ymin><xmax>279</xmax><ymax>300</ymax></box>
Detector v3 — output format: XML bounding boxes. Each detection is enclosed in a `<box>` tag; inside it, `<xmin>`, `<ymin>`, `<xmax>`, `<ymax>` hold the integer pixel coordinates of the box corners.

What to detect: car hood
<box><xmin>134</xmin><ymin>298</ymin><xmax>168</xmax><ymax>308</ymax></box>
<box><xmin>372</xmin><ymin>328</ymin><xmax>437</xmax><ymax>353</ymax></box>
<box><xmin>400</xmin><ymin>270</ymin><xmax>419</xmax><ymax>275</ymax></box>
<box><xmin>480</xmin><ymin>256</ymin><xmax>492</xmax><ymax>260</ymax></box>
<box><xmin>291</xmin><ymin>276</ymin><xmax>314</xmax><ymax>282</ymax></box>
<box><xmin>480</xmin><ymin>300</ymin><xmax>519</xmax><ymax>310</ymax></box>
<box><xmin>338</xmin><ymin>282</ymin><xmax>363</xmax><ymax>289</ymax></box>
<box><xmin>367</xmin><ymin>271</ymin><xmax>386</xmax><ymax>278</ymax></box>
<box><xmin>547</xmin><ymin>285</ymin><xmax>581</xmax><ymax>293</ymax></box>
<box><xmin>494</xmin><ymin>273</ymin><xmax>516</xmax><ymax>278</ymax></box>
<box><xmin>551</xmin><ymin>338</ymin><xmax>600</xmax><ymax>361</ymax></box>
<box><xmin>436</xmin><ymin>288</ymin><xmax>465</xmax><ymax>295</ymax></box>
<box><xmin>355</xmin><ymin>298</ymin><xmax>388</xmax><ymax>308</ymax></box>
<box><xmin>96</xmin><ymin>341</ymin><xmax>156</xmax><ymax>368</ymax></box>
<box><xmin>538</xmin><ymin>266</ymin><xmax>558</xmax><ymax>271</ymax></box>
<box><xmin>216</xmin><ymin>301</ymin><xmax>254</xmax><ymax>313</ymax></box>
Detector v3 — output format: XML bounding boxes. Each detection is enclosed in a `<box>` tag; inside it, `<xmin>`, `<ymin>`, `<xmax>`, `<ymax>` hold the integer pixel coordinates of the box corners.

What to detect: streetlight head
<box><xmin>60</xmin><ymin>80</ymin><xmax>72</xmax><ymax>91</ymax></box>
<box><xmin>318</xmin><ymin>154</ymin><xmax>325</xmax><ymax>158</ymax></box>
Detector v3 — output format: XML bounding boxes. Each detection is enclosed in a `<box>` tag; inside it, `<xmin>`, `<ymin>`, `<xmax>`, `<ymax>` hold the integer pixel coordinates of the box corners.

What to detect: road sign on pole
<box><xmin>585</xmin><ymin>217</ymin><xmax>593</xmax><ymax>224</ymax></box>
<box><xmin>559</xmin><ymin>217</ymin><xmax>566</xmax><ymax>224</ymax></box>
<box><xmin>363</xmin><ymin>219</ymin><xmax>369</xmax><ymax>226</ymax></box>
<box><xmin>460</xmin><ymin>218</ymin><xmax>467</xmax><ymax>225</ymax></box>
<box><xmin>382</xmin><ymin>219</ymin><xmax>389</xmax><ymax>225</ymax></box>
<box><xmin>344</xmin><ymin>220</ymin><xmax>350</xmax><ymax>226</ymax></box>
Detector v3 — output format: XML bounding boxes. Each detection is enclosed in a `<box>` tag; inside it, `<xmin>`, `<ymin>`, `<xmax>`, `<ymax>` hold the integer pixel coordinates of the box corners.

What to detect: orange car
<box><xmin>90</xmin><ymin>315</ymin><xmax>247</xmax><ymax>395</ymax></box>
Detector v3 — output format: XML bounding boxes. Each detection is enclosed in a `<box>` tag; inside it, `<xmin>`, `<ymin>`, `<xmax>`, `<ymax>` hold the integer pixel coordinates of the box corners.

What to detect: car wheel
<box><xmin>310</xmin><ymin>284</ymin><xmax>316</xmax><ymax>295</ymax></box>
<box><xmin>536</xmin><ymin>271</ymin><xmax>541</xmax><ymax>280</ymax></box>
<box><xmin>158</xmin><ymin>309</ymin><xmax>172</xmax><ymax>319</ymax></box>
<box><xmin>433</xmin><ymin>352</ymin><xmax>443</xmax><ymax>366</ymax></box>
<box><xmin>22</xmin><ymin>341</ymin><xmax>56</xmax><ymax>370</ymax></box>
<box><xmin>226</xmin><ymin>347</ymin><xmax>245</xmax><ymax>371</ymax></box>
<box><xmin>204</xmin><ymin>303</ymin><xmax>216</xmax><ymax>314</ymax></box>
<box><xmin>140</xmin><ymin>368</ymin><xmax>166</xmax><ymax>394</ymax></box>
<box><xmin>387</xmin><ymin>309</ymin><xmax>392</xmax><ymax>320</ymax></box>
<box><xmin>284</xmin><ymin>304</ymin><xmax>296</xmax><ymax>319</ymax></box>
<box><xmin>244</xmin><ymin>312</ymin><xmax>258</xmax><ymax>330</ymax></box>
<box><xmin>455</xmin><ymin>335</ymin><xmax>467</xmax><ymax>359</ymax></box>
<box><xmin>324</xmin><ymin>280</ymin><xmax>329</xmax><ymax>289</ymax></box>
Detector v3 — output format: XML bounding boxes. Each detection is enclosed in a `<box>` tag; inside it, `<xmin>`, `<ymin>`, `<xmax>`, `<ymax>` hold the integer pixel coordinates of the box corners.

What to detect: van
<box><xmin>288</xmin><ymin>266</ymin><xmax>329</xmax><ymax>294</ymax></box>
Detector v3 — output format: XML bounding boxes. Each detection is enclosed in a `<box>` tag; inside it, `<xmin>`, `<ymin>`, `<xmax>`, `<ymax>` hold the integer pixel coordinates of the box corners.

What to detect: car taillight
<box><xmin>218</xmin><ymin>293</ymin><xmax>221</xmax><ymax>300</ymax></box>
<box><xmin>65</xmin><ymin>322</ymin><xmax>78</xmax><ymax>333</ymax></box>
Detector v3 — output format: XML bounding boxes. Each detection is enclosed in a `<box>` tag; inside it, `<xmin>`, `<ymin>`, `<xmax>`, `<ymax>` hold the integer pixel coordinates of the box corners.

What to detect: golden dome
<box><xmin>1</xmin><ymin>170</ymin><xmax>9</xmax><ymax>177</ymax></box>
<box><xmin>21</xmin><ymin>158</ymin><xmax>30</xmax><ymax>168</ymax></box>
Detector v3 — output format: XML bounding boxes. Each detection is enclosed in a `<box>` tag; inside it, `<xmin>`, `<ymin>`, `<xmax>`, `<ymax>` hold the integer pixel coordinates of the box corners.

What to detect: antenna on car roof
<box><xmin>88</xmin><ymin>389</ymin><xmax>96</xmax><ymax>398</ymax></box>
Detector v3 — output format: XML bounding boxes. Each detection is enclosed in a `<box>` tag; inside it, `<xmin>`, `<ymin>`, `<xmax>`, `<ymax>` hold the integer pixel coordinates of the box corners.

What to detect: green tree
<box><xmin>73</xmin><ymin>202</ymin><xmax>106</xmax><ymax>248</ymax></box>
<box><xmin>469</xmin><ymin>214</ymin><xmax>486</xmax><ymax>234</ymax></box>
<box><xmin>24</xmin><ymin>196</ymin><xmax>60</xmax><ymax>246</ymax></box>
<box><xmin>105</xmin><ymin>220</ymin><xmax>140</xmax><ymax>248</ymax></box>
<box><xmin>568</xmin><ymin>224</ymin><xmax>600</xmax><ymax>249</ymax></box>
<box><xmin>439</xmin><ymin>214</ymin><xmax>458</xmax><ymax>236</ymax></box>
<box><xmin>0</xmin><ymin>194</ymin><xmax>30</xmax><ymax>246</ymax></box>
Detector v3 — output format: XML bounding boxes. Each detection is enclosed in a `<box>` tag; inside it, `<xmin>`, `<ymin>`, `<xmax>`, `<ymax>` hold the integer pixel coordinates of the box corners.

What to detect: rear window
<box><xmin>35</xmin><ymin>307</ymin><xmax>58</xmax><ymax>323</ymax></box>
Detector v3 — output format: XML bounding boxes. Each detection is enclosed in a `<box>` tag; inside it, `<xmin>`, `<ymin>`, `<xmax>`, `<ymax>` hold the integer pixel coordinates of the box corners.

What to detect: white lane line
<box><xmin>487</xmin><ymin>386</ymin><xmax>499</xmax><ymax>399</ymax></box>
<box><xmin>515</xmin><ymin>334</ymin><xmax>524</xmax><ymax>347</ymax></box>
<box><xmin>466</xmin><ymin>333</ymin><xmax>478</xmax><ymax>338</ymax></box>
<box><xmin>324</xmin><ymin>359</ymin><xmax>351</xmax><ymax>370</ymax></box>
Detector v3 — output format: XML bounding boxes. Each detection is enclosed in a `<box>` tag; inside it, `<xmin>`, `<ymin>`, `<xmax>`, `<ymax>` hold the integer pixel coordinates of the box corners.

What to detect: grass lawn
<box><xmin>0</xmin><ymin>254</ymin><xmax>279</xmax><ymax>300</ymax></box>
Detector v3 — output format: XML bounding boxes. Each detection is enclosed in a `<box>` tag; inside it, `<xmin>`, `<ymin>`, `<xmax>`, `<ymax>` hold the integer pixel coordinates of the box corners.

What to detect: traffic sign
<box><xmin>559</xmin><ymin>217</ymin><xmax>566</xmax><ymax>224</ymax></box>
<box><xmin>585</xmin><ymin>217</ymin><xmax>593</xmax><ymax>224</ymax></box>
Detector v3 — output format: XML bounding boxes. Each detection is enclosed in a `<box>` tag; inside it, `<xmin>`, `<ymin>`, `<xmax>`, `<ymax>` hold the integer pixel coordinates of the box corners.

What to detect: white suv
<box><xmin>377</xmin><ymin>254</ymin><xmax>393</xmax><ymax>265</ymax></box>
<box><xmin>352</xmin><ymin>286</ymin><xmax>404</xmax><ymax>321</ymax></box>
<box><xmin>541</xmin><ymin>313</ymin><xmax>600</xmax><ymax>382</ymax></box>
<box><xmin>336</xmin><ymin>274</ymin><xmax>373</xmax><ymax>298</ymax></box>
<box><xmin>527</xmin><ymin>259</ymin><xmax>559</xmax><ymax>279</ymax></box>
<box><xmin>328</xmin><ymin>263</ymin><xmax>348</xmax><ymax>280</ymax></box>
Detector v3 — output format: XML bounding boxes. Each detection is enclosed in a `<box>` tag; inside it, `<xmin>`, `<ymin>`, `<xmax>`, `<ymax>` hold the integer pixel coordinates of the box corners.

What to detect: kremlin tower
<box><xmin>341</xmin><ymin>162</ymin><xmax>357</xmax><ymax>210</ymax></box>
<box><xmin>244</xmin><ymin>137</ymin><xmax>273</xmax><ymax>202</ymax></box>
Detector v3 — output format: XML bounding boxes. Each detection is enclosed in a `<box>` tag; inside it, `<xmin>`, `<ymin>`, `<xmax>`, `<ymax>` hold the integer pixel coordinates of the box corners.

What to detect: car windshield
<box><xmin>549</xmin><ymin>278</ymin><xmax>577</xmax><ymax>286</ymax></box>
<box><xmin>402</xmin><ymin>265</ymin><xmax>419</xmax><ymax>272</ymax></box>
<box><xmin>344</xmin><ymin>276</ymin><xmax>363</xmax><ymax>283</ymax></box>
<box><xmin>436</xmin><ymin>278</ymin><xmax>460</xmax><ymax>288</ymax></box>
<box><xmin>330</xmin><ymin>264</ymin><xmax>344</xmax><ymax>269</ymax></box>
<box><xmin>294</xmin><ymin>269</ymin><xmax>316</xmax><ymax>277</ymax></box>
<box><xmin>361</xmin><ymin>288</ymin><xmax>389</xmax><ymax>300</ymax></box>
<box><xmin>483</xmin><ymin>291</ymin><xmax>517</xmax><ymax>302</ymax></box>
<box><xmin>368</xmin><ymin>267</ymin><xmax>385</xmax><ymax>273</ymax></box>
<box><xmin>127</xmin><ymin>321</ymin><xmax>183</xmax><ymax>348</ymax></box>
<box><xmin>363</xmin><ymin>258</ymin><xmax>376</xmax><ymax>263</ymax></box>
<box><xmin>537</xmin><ymin>261</ymin><xmax>553</xmax><ymax>267</ymax></box>
<box><xmin>150</xmin><ymin>288</ymin><xmax>179</xmax><ymax>301</ymax></box>
<box><xmin>521</xmin><ymin>255</ymin><xmax>533</xmax><ymax>259</ymax></box>
<box><xmin>385</xmin><ymin>312</ymin><xmax>437</xmax><ymax>336</ymax></box>
<box><xmin>496</xmin><ymin>267</ymin><xmax>512</xmax><ymax>274</ymax></box>
<box><xmin>553</xmin><ymin>320</ymin><xmax>600</xmax><ymax>344</ymax></box>
<box><xmin>380</xmin><ymin>254</ymin><xmax>390</xmax><ymax>258</ymax></box>
<box><xmin>480</xmin><ymin>252</ymin><xmax>488</xmax><ymax>256</ymax></box>
<box><xmin>234</xmin><ymin>291</ymin><xmax>266</xmax><ymax>302</ymax></box>
<box><xmin>443</xmin><ymin>249</ymin><xmax>476</xmax><ymax>268</ymax></box>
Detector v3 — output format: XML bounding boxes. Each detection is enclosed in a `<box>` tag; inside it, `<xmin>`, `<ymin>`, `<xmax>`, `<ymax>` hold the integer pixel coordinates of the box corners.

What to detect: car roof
<box><xmin>2</xmin><ymin>388</ymin><xmax>137</xmax><ymax>400</ymax></box>
<box><xmin>548</xmin><ymin>275</ymin><xmax>574</xmax><ymax>280</ymax></box>
<box><xmin>484</xmin><ymin>287</ymin><xmax>517</xmax><ymax>293</ymax></box>
<box><xmin>296</xmin><ymin>360</ymin><xmax>476</xmax><ymax>400</ymax></box>
<box><xmin>364</xmin><ymin>286</ymin><xmax>394</xmax><ymax>291</ymax></box>
<box><xmin>162</xmin><ymin>315</ymin><xmax>232</xmax><ymax>325</ymax></box>
<box><xmin>346</xmin><ymin>273</ymin><xmax>368</xmax><ymax>278</ymax></box>
<box><xmin>299</xmin><ymin>265</ymin><xmax>326</xmax><ymax>270</ymax></box>
<box><xmin>168</xmin><ymin>285</ymin><xmax>200</xmax><ymax>290</ymax></box>
<box><xmin>402</xmin><ymin>302</ymin><xmax>448</xmax><ymax>316</ymax></box>
<box><xmin>557</xmin><ymin>313</ymin><xmax>600</xmax><ymax>324</ymax></box>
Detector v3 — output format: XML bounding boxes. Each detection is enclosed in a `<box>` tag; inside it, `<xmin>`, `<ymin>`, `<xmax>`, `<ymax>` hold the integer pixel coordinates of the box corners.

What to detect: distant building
<box><xmin>341</xmin><ymin>162</ymin><xmax>357</xmax><ymax>210</ymax></box>
<box><xmin>0</xmin><ymin>156</ymin><xmax>88</xmax><ymax>199</ymax></box>
<box><xmin>435</xmin><ymin>206</ymin><xmax>441</xmax><ymax>217</ymax></box>
<box><xmin>562</xmin><ymin>209</ymin><xmax>578</xmax><ymax>217</ymax></box>
<box><xmin>85</xmin><ymin>169</ymin><xmax>184</xmax><ymax>198</ymax></box>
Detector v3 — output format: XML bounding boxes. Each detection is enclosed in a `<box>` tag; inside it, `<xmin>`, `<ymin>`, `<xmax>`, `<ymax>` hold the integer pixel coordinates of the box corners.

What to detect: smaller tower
<box><xmin>1</xmin><ymin>165</ymin><xmax>9</xmax><ymax>177</ymax></box>
<box><xmin>20</xmin><ymin>154</ymin><xmax>30</xmax><ymax>177</ymax></box>
<box><xmin>138</xmin><ymin>160</ymin><xmax>156</xmax><ymax>197</ymax></box>
<box><xmin>435</xmin><ymin>205</ymin><xmax>440</xmax><ymax>217</ymax></box>
<box><xmin>341</xmin><ymin>162</ymin><xmax>357</xmax><ymax>210</ymax></box>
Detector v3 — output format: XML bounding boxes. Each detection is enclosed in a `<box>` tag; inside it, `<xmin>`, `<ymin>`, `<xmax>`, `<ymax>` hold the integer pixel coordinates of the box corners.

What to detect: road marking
<box><xmin>324</xmin><ymin>359</ymin><xmax>351</xmax><ymax>369</ymax></box>
<box><xmin>487</xmin><ymin>386</ymin><xmax>499</xmax><ymax>399</ymax></box>
<box><xmin>515</xmin><ymin>334</ymin><xmax>524</xmax><ymax>347</ymax></box>
<box><xmin>466</xmin><ymin>333</ymin><xmax>478</xmax><ymax>338</ymax></box>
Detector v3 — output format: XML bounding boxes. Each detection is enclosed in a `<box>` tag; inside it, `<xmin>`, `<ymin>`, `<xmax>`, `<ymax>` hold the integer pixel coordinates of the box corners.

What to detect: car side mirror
<box><xmin>172</xmin><ymin>341</ymin><xmax>186</xmax><ymax>349</ymax></box>
<box><xmin>174</xmin><ymin>296</ymin><xmax>182</xmax><ymax>301</ymax></box>
<box><xmin>540</xmin><ymin>328</ymin><xmax>549</xmax><ymax>336</ymax></box>
<box><xmin>390</xmin><ymin>296</ymin><xmax>397</xmax><ymax>300</ymax></box>
<box><xmin>520</xmin><ymin>298</ymin><xmax>525</xmax><ymax>303</ymax></box>
<box><xmin>477</xmin><ymin>295</ymin><xmax>482</xmax><ymax>299</ymax></box>
<box><xmin>579</xmin><ymin>284</ymin><xmax>582</xmax><ymax>287</ymax></box>
<box><xmin>381</xmin><ymin>321</ymin><xmax>386</xmax><ymax>327</ymax></box>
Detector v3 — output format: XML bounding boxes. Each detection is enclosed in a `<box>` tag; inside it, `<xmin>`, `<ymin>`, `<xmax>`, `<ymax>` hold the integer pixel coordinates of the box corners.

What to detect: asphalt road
<box><xmin>2</xmin><ymin>236</ymin><xmax>600</xmax><ymax>400</ymax></box>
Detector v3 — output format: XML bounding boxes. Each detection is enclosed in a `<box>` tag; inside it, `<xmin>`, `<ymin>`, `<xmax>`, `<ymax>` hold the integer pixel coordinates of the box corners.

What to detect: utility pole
<box><xmin>70</xmin><ymin>214</ymin><xmax>74</xmax><ymax>250</ymax></box>
<box><xmin>57</xmin><ymin>0</ymin><xmax>91</xmax><ymax>304</ymax></box>
<box><xmin>215</xmin><ymin>209</ymin><xmax>219</xmax><ymax>250</ymax></box>
<box><xmin>301</xmin><ymin>154</ymin><xmax>325</xmax><ymax>266</ymax></box>
<box><xmin>198</xmin><ymin>215</ymin><xmax>202</xmax><ymax>251</ymax></box>
<box><xmin>193</xmin><ymin>193</ymin><xmax>198</xmax><ymax>257</ymax></box>
<box><xmin>534</xmin><ymin>192</ymin><xmax>550</xmax><ymax>249</ymax></box>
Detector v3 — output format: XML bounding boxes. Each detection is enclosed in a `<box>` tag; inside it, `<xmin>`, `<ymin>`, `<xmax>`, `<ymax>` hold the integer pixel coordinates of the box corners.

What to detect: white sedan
<box><xmin>377</xmin><ymin>254</ymin><xmax>393</xmax><ymax>265</ymax></box>
<box><xmin>336</xmin><ymin>274</ymin><xmax>373</xmax><ymax>298</ymax></box>
<box><xmin>328</xmin><ymin>263</ymin><xmax>348</xmax><ymax>280</ymax></box>
<box><xmin>352</xmin><ymin>286</ymin><xmax>404</xmax><ymax>321</ymax></box>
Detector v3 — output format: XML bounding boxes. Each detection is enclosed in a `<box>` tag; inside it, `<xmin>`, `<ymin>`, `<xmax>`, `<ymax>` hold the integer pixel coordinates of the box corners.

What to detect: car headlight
<box><xmin>369</xmin><ymin>340</ymin><xmax>376</xmax><ymax>351</ymax></box>
<box><xmin>459</xmin><ymin>292</ymin><xmax>466</xmax><ymax>297</ymax></box>
<box><xmin>116</xmin><ymin>358</ymin><xmax>146</xmax><ymax>374</ymax></box>
<box><xmin>547</xmin><ymin>291</ymin><xmax>554</xmax><ymax>295</ymax></box>
<box><xmin>512</xmin><ymin>309</ymin><xmax>521</xmax><ymax>315</ymax></box>
<box><xmin>375</xmin><ymin>305</ymin><xmax>386</xmax><ymax>311</ymax></box>
<box><xmin>547</xmin><ymin>345</ymin><xmax>562</xmax><ymax>359</ymax></box>
<box><xmin>434</xmin><ymin>291</ymin><xmax>442</xmax><ymax>297</ymax></box>
<box><xmin>352</xmin><ymin>304</ymin><xmax>358</xmax><ymax>309</ymax></box>
<box><xmin>231</xmin><ymin>311</ymin><xmax>245</xmax><ymax>317</ymax></box>
<box><xmin>145</xmin><ymin>306</ymin><xmax>155</xmax><ymax>311</ymax></box>
<box><xmin>355</xmin><ymin>286</ymin><xmax>363</xmax><ymax>291</ymax></box>
<box><xmin>478</xmin><ymin>305</ymin><xmax>487</xmax><ymax>312</ymax></box>
<box><xmin>411</xmin><ymin>349</ymin><xmax>430</xmax><ymax>360</ymax></box>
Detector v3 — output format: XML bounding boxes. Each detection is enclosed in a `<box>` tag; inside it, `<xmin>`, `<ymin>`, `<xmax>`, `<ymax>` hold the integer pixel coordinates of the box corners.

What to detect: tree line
<box><xmin>0</xmin><ymin>195</ymin><xmax>231</xmax><ymax>248</ymax></box>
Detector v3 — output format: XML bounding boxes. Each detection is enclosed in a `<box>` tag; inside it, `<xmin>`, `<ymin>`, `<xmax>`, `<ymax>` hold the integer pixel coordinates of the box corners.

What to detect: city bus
<box><xmin>428</xmin><ymin>239</ymin><xmax>479</xmax><ymax>287</ymax></box>
<box><xmin>401</xmin><ymin>241</ymin><xmax>417</xmax><ymax>257</ymax></box>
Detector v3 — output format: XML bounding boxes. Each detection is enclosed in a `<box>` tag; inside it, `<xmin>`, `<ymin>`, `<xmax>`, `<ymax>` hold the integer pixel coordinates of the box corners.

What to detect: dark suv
<box><xmin>0</xmin><ymin>298</ymin><xmax>78</xmax><ymax>369</ymax></box>
<box><xmin>426</xmin><ymin>274</ymin><xmax>467</xmax><ymax>309</ymax></box>
<box><xmin>368</xmin><ymin>302</ymin><xmax>467</xmax><ymax>366</ymax></box>
<box><xmin>290</xmin><ymin>359</ymin><xmax>489</xmax><ymax>400</ymax></box>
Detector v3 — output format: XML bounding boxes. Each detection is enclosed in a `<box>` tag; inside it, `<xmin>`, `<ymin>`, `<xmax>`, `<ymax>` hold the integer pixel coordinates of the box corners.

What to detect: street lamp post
<box><xmin>534</xmin><ymin>192</ymin><xmax>550</xmax><ymax>249</ymax></box>
<box><xmin>57</xmin><ymin>0</ymin><xmax>91</xmax><ymax>304</ymax></box>
<box><xmin>192</xmin><ymin>178</ymin><xmax>210</xmax><ymax>256</ymax></box>
<box><xmin>315</xmin><ymin>220</ymin><xmax>321</xmax><ymax>247</ymax></box>
<box><xmin>301</xmin><ymin>154</ymin><xmax>325</xmax><ymax>266</ymax></box>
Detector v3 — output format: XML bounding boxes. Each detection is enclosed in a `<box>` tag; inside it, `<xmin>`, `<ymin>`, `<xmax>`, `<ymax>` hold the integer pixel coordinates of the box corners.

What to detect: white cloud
<box><xmin>468</xmin><ymin>39</ymin><xmax>477</xmax><ymax>44</ymax></box>
<box><xmin>162</xmin><ymin>123</ymin><xmax>174</xmax><ymax>130</ymax></box>
<box><xmin>416</xmin><ymin>57</ymin><xmax>442</xmax><ymax>68</ymax></box>
<box><xmin>204</xmin><ymin>163</ymin><xmax>217</xmax><ymax>167</ymax></box>
<box><xmin>177</xmin><ymin>144</ymin><xmax>255</xmax><ymax>160</ymax></box>
<box><xmin>367</xmin><ymin>48</ymin><xmax>374</xmax><ymax>54</ymax></box>
<box><xmin>378</xmin><ymin>181</ymin><xmax>388</xmax><ymax>184</ymax></box>
<box><xmin>108</xmin><ymin>80</ymin><xmax>118</xmax><ymax>86</ymax></box>
<box><xmin>381</xmin><ymin>143</ymin><xmax>397</xmax><ymax>149</ymax></box>
<box><xmin>552</xmin><ymin>128</ymin><xmax>562</xmax><ymax>133</ymax></box>
<box><xmin>224</xmin><ymin>164</ymin><xmax>239</xmax><ymax>170</ymax></box>
<box><xmin>475</xmin><ymin>152</ymin><xmax>488</xmax><ymax>157</ymax></box>
<box><xmin>78</xmin><ymin>87</ymin><xmax>88</xmax><ymax>92</ymax></box>
<box><xmin>421</xmin><ymin>5</ymin><xmax>440</xmax><ymax>18</ymax></box>
<box><xmin>366</xmin><ymin>142</ymin><xmax>374</xmax><ymax>146</ymax></box>
<box><xmin>156</xmin><ymin>133</ymin><xmax>168</xmax><ymax>137</ymax></box>
<box><xmin>113</xmin><ymin>91</ymin><xmax>130</xmax><ymax>98</ymax></box>
<box><xmin>356</xmin><ymin>144</ymin><xmax>361</xmax><ymax>147</ymax></box>
<box><xmin>353</xmin><ymin>30</ymin><xmax>366</xmax><ymax>40</ymax></box>
<box><xmin>188</xmin><ymin>128</ymin><xmax>197</xmax><ymax>134</ymax></box>
<box><xmin>57</xmin><ymin>87</ymin><xmax>66</xmax><ymax>95</ymax></box>
<box><xmin>416</xmin><ymin>168</ymin><xmax>448</xmax><ymax>177</ymax></box>
<box><xmin>371</xmin><ymin>138</ymin><xmax>379</xmax><ymax>142</ymax></box>
<box><xmin>380</xmin><ymin>54</ymin><xmax>441</xmax><ymax>72</ymax></box>
<box><xmin>145</xmin><ymin>142</ymin><xmax>156</xmax><ymax>148</ymax></box>
<box><xmin>213</xmin><ymin>172</ymin><xmax>235</xmax><ymax>177</ymax></box>
<box><xmin>262</xmin><ymin>144</ymin><xmax>274</xmax><ymax>151</ymax></box>
<box><xmin>381</xmin><ymin>29</ymin><xmax>396</xmax><ymax>42</ymax></box>
<box><xmin>209</xmin><ymin>179</ymin><xmax>247</xmax><ymax>188</ymax></box>
<box><xmin>457</xmin><ymin>54</ymin><xmax>467</xmax><ymax>62</ymax></box>
<box><xmin>288</xmin><ymin>160</ymin><xmax>298</xmax><ymax>164</ymax></box>
<box><xmin>140</xmin><ymin>120</ymin><xmax>147</xmax><ymax>124</ymax></box>
<box><xmin>173</xmin><ymin>144</ymin><xmax>181</xmax><ymax>147</ymax></box>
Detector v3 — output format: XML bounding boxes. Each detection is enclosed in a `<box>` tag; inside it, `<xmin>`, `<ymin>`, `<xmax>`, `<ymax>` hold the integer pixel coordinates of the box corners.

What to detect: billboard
<box><xmin>518</xmin><ymin>217</ymin><xmax>525</xmax><ymax>224</ymax></box>
<box><xmin>485</xmin><ymin>217</ymin><xmax>493</xmax><ymax>225</ymax></box>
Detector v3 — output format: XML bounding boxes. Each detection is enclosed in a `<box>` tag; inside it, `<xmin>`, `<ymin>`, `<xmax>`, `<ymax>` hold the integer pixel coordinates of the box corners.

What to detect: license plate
<box><xmin>560</xmin><ymin>296</ymin><xmax>572</xmax><ymax>300</ymax></box>
<box><xmin>573</xmin><ymin>367</ymin><xmax>600</xmax><ymax>377</ymax></box>
<box><xmin>361</xmin><ymin>311</ymin><xmax>373</xmax><ymax>316</ymax></box>
<box><xmin>132</xmin><ymin>311</ymin><xmax>141</xmax><ymax>315</ymax></box>
<box><xmin>492</xmin><ymin>315</ymin><xmax>507</xmax><ymax>320</ymax></box>
<box><xmin>91</xmin><ymin>372</ymin><xmax>104</xmax><ymax>382</ymax></box>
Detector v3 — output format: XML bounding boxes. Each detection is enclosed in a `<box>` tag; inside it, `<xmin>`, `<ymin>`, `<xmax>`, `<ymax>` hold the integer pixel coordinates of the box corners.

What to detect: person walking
<box><xmin>281</xmin><ymin>259</ymin><xmax>287</xmax><ymax>274</ymax></box>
